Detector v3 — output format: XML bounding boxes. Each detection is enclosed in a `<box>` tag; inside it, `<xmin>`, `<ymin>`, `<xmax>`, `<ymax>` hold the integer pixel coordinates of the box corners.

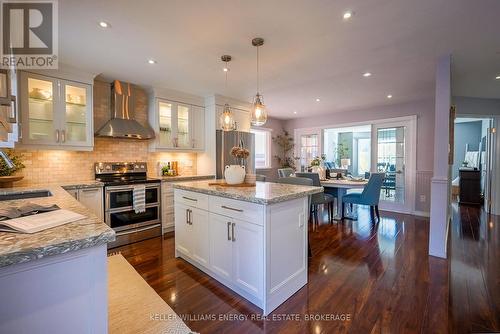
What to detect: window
<box><xmin>251</xmin><ymin>128</ymin><xmax>272</xmax><ymax>169</ymax></box>
<box><xmin>300</xmin><ymin>134</ymin><xmax>319</xmax><ymax>171</ymax></box>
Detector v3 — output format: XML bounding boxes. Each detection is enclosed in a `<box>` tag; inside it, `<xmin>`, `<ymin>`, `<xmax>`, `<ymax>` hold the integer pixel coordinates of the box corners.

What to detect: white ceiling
<box><xmin>59</xmin><ymin>0</ymin><xmax>500</xmax><ymax>119</ymax></box>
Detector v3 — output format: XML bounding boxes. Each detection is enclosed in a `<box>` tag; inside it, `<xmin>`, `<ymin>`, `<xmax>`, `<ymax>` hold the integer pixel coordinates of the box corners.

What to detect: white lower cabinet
<box><xmin>65</xmin><ymin>186</ymin><xmax>103</xmax><ymax>221</ymax></box>
<box><xmin>208</xmin><ymin>213</ymin><xmax>233</xmax><ymax>280</ymax></box>
<box><xmin>208</xmin><ymin>214</ymin><xmax>263</xmax><ymax>298</ymax></box>
<box><xmin>174</xmin><ymin>189</ymin><xmax>308</xmax><ymax>315</ymax></box>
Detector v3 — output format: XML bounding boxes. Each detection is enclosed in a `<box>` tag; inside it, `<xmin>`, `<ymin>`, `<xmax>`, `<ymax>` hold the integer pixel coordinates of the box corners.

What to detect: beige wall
<box><xmin>255</xmin><ymin>117</ymin><xmax>286</xmax><ymax>182</ymax></box>
<box><xmin>13</xmin><ymin>80</ymin><xmax>197</xmax><ymax>186</ymax></box>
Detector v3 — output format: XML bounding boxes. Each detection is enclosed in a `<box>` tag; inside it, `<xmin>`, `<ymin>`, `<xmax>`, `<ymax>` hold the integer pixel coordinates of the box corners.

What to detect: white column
<box><xmin>429</xmin><ymin>54</ymin><xmax>452</xmax><ymax>258</ymax></box>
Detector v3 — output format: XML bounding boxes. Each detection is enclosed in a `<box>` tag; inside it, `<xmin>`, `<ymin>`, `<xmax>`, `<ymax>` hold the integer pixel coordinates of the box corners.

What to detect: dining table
<box><xmin>321</xmin><ymin>178</ymin><xmax>368</xmax><ymax>220</ymax></box>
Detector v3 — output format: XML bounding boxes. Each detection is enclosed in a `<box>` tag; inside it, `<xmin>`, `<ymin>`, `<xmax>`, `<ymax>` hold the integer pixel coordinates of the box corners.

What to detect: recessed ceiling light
<box><xmin>223</xmin><ymin>67</ymin><xmax>229</xmax><ymax>72</ymax></box>
<box><xmin>387</xmin><ymin>94</ymin><xmax>393</xmax><ymax>99</ymax></box>
<box><xmin>293</xmin><ymin>111</ymin><xmax>297</xmax><ymax>114</ymax></box>
<box><xmin>147</xmin><ymin>59</ymin><xmax>156</xmax><ymax>64</ymax></box>
<box><xmin>343</xmin><ymin>11</ymin><xmax>354</xmax><ymax>20</ymax></box>
<box><xmin>363</xmin><ymin>72</ymin><xmax>372</xmax><ymax>77</ymax></box>
<box><xmin>496</xmin><ymin>75</ymin><xmax>500</xmax><ymax>80</ymax></box>
<box><xmin>99</xmin><ymin>21</ymin><xmax>110</xmax><ymax>28</ymax></box>
<box><xmin>316</xmin><ymin>98</ymin><xmax>320</xmax><ymax>102</ymax></box>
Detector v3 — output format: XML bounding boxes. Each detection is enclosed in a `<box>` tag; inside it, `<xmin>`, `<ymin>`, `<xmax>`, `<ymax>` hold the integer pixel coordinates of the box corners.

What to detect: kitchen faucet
<box><xmin>0</xmin><ymin>149</ymin><xmax>15</xmax><ymax>169</ymax></box>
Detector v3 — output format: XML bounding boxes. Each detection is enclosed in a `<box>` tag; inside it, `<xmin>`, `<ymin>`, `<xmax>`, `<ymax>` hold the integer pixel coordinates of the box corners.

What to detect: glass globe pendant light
<box><xmin>219</xmin><ymin>55</ymin><xmax>235</xmax><ymax>131</ymax></box>
<box><xmin>250</xmin><ymin>37</ymin><xmax>268</xmax><ymax>126</ymax></box>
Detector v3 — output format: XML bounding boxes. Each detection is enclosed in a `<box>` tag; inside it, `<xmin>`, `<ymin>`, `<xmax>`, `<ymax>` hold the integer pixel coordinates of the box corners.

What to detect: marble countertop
<box><xmin>161</xmin><ymin>175</ymin><xmax>215</xmax><ymax>182</ymax></box>
<box><xmin>0</xmin><ymin>185</ymin><xmax>115</xmax><ymax>268</ymax></box>
<box><xmin>173</xmin><ymin>180</ymin><xmax>323</xmax><ymax>205</ymax></box>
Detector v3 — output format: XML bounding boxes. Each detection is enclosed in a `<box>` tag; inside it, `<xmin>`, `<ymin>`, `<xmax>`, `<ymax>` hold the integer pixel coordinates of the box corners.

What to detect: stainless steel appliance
<box><xmin>216</xmin><ymin>130</ymin><xmax>255</xmax><ymax>179</ymax></box>
<box><xmin>95</xmin><ymin>80</ymin><xmax>155</xmax><ymax>139</ymax></box>
<box><xmin>95</xmin><ymin>162</ymin><xmax>161</xmax><ymax>248</ymax></box>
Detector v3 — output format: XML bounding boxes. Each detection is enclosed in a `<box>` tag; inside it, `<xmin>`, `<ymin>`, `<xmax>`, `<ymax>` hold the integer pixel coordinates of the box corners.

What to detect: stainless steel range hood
<box><xmin>95</xmin><ymin>80</ymin><xmax>155</xmax><ymax>139</ymax></box>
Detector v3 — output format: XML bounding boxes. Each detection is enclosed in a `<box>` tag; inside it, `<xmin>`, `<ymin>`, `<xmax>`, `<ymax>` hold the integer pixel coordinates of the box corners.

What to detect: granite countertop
<box><xmin>173</xmin><ymin>180</ymin><xmax>323</xmax><ymax>205</ymax></box>
<box><xmin>161</xmin><ymin>175</ymin><xmax>215</xmax><ymax>182</ymax></box>
<box><xmin>0</xmin><ymin>185</ymin><xmax>115</xmax><ymax>268</ymax></box>
<box><xmin>60</xmin><ymin>181</ymin><xmax>104</xmax><ymax>190</ymax></box>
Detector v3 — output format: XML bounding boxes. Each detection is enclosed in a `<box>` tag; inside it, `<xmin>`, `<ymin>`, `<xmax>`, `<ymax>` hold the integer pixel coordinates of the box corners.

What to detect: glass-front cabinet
<box><xmin>151</xmin><ymin>97</ymin><xmax>204</xmax><ymax>151</ymax></box>
<box><xmin>19</xmin><ymin>72</ymin><xmax>93</xmax><ymax>149</ymax></box>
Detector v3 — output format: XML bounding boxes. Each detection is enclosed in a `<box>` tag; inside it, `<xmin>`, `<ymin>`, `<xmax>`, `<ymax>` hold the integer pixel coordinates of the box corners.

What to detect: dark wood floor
<box><xmin>449</xmin><ymin>203</ymin><xmax>500</xmax><ymax>334</ymax></box>
<box><xmin>112</xmin><ymin>206</ymin><xmax>453</xmax><ymax>333</ymax></box>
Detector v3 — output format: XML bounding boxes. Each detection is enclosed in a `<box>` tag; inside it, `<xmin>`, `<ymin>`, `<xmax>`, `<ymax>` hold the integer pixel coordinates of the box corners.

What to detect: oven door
<box><xmin>104</xmin><ymin>183</ymin><xmax>160</xmax><ymax>232</ymax></box>
<box><xmin>105</xmin><ymin>183</ymin><xmax>160</xmax><ymax>210</ymax></box>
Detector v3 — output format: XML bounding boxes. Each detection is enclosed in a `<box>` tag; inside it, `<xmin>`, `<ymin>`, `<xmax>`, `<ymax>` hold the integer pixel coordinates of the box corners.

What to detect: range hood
<box><xmin>95</xmin><ymin>80</ymin><xmax>155</xmax><ymax>139</ymax></box>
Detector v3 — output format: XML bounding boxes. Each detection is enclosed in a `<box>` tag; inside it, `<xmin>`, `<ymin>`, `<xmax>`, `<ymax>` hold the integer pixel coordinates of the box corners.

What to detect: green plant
<box><xmin>273</xmin><ymin>129</ymin><xmax>297</xmax><ymax>169</ymax></box>
<box><xmin>335</xmin><ymin>142</ymin><xmax>350</xmax><ymax>166</ymax></box>
<box><xmin>0</xmin><ymin>150</ymin><xmax>25</xmax><ymax>177</ymax></box>
<box><xmin>310</xmin><ymin>154</ymin><xmax>326</xmax><ymax>167</ymax></box>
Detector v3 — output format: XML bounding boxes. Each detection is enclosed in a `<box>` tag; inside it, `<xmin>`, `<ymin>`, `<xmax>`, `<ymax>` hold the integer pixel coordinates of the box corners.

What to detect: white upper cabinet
<box><xmin>18</xmin><ymin>71</ymin><xmax>93</xmax><ymax>150</ymax></box>
<box><xmin>149</xmin><ymin>88</ymin><xmax>205</xmax><ymax>152</ymax></box>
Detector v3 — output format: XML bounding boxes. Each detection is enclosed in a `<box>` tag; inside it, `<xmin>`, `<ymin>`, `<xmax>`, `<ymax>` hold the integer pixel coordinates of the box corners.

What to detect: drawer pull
<box><xmin>182</xmin><ymin>196</ymin><xmax>198</xmax><ymax>202</ymax></box>
<box><xmin>221</xmin><ymin>205</ymin><xmax>243</xmax><ymax>213</ymax></box>
<box><xmin>227</xmin><ymin>222</ymin><xmax>231</xmax><ymax>241</ymax></box>
<box><xmin>231</xmin><ymin>223</ymin><xmax>236</xmax><ymax>242</ymax></box>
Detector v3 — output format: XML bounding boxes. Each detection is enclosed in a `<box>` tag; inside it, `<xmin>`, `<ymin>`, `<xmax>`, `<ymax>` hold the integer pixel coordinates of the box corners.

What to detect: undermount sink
<box><xmin>0</xmin><ymin>190</ymin><xmax>52</xmax><ymax>201</ymax></box>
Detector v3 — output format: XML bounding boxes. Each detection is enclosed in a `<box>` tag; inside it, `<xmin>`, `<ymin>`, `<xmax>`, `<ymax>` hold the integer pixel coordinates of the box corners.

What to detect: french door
<box><xmin>371</xmin><ymin>118</ymin><xmax>416</xmax><ymax>214</ymax></box>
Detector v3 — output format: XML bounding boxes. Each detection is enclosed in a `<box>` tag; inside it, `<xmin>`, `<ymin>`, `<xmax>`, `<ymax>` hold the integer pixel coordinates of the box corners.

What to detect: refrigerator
<box><xmin>216</xmin><ymin>130</ymin><xmax>255</xmax><ymax>179</ymax></box>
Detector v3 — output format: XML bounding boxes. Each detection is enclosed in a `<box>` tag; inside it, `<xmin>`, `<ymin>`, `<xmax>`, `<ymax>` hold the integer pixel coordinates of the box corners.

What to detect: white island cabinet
<box><xmin>173</xmin><ymin>181</ymin><xmax>322</xmax><ymax>315</ymax></box>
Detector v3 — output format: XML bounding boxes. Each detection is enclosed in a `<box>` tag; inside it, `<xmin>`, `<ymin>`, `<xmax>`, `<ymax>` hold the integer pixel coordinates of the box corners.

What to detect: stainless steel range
<box><xmin>95</xmin><ymin>162</ymin><xmax>161</xmax><ymax>248</ymax></box>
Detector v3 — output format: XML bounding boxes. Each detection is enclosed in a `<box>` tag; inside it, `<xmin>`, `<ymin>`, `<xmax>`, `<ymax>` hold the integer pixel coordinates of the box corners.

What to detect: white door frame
<box><xmin>371</xmin><ymin>117</ymin><xmax>417</xmax><ymax>214</ymax></box>
<box><xmin>294</xmin><ymin>115</ymin><xmax>417</xmax><ymax>214</ymax></box>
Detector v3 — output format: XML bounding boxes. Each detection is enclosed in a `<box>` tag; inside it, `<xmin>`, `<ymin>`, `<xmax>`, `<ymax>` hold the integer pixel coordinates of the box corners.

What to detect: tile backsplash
<box><xmin>12</xmin><ymin>79</ymin><xmax>198</xmax><ymax>186</ymax></box>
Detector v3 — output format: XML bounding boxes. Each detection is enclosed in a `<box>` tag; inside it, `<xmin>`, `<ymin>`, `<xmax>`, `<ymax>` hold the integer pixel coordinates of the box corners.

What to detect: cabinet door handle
<box><xmin>182</xmin><ymin>196</ymin><xmax>197</xmax><ymax>202</ymax></box>
<box><xmin>55</xmin><ymin>129</ymin><xmax>60</xmax><ymax>142</ymax></box>
<box><xmin>221</xmin><ymin>205</ymin><xmax>243</xmax><ymax>213</ymax></box>
<box><xmin>61</xmin><ymin>129</ymin><xmax>66</xmax><ymax>143</ymax></box>
<box><xmin>80</xmin><ymin>188</ymin><xmax>98</xmax><ymax>193</ymax></box>
<box><xmin>186</xmin><ymin>209</ymin><xmax>189</xmax><ymax>225</ymax></box>
<box><xmin>227</xmin><ymin>222</ymin><xmax>231</xmax><ymax>241</ymax></box>
<box><xmin>231</xmin><ymin>223</ymin><xmax>235</xmax><ymax>242</ymax></box>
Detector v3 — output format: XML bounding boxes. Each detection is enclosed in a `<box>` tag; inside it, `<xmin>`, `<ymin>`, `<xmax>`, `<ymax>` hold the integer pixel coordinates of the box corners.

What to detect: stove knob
<box><xmin>105</xmin><ymin>165</ymin><xmax>111</xmax><ymax>170</ymax></box>
<box><xmin>140</xmin><ymin>165</ymin><xmax>145</xmax><ymax>169</ymax></box>
<box><xmin>134</xmin><ymin>164</ymin><xmax>139</xmax><ymax>169</ymax></box>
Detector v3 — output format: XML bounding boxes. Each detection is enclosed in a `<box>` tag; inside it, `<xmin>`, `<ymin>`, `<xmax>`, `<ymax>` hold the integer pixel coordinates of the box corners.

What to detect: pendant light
<box><xmin>250</xmin><ymin>37</ymin><xmax>268</xmax><ymax>126</ymax></box>
<box><xmin>219</xmin><ymin>55</ymin><xmax>236</xmax><ymax>131</ymax></box>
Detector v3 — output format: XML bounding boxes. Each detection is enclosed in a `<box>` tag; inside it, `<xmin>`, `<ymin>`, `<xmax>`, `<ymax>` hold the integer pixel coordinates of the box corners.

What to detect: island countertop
<box><xmin>173</xmin><ymin>180</ymin><xmax>323</xmax><ymax>205</ymax></box>
<box><xmin>0</xmin><ymin>185</ymin><xmax>115</xmax><ymax>268</ymax></box>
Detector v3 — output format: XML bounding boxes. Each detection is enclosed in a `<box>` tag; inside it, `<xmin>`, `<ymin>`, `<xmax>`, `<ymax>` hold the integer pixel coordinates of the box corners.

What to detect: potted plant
<box><xmin>310</xmin><ymin>154</ymin><xmax>326</xmax><ymax>179</ymax></box>
<box><xmin>0</xmin><ymin>150</ymin><xmax>25</xmax><ymax>188</ymax></box>
<box><xmin>224</xmin><ymin>146</ymin><xmax>250</xmax><ymax>184</ymax></box>
<box><xmin>273</xmin><ymin>129</ymin><xmax>298</xmax><ymax>169</ymax></box>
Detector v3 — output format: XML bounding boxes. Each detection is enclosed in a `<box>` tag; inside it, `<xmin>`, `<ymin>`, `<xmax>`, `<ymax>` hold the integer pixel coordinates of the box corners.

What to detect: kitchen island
<box><xmin>0</xmin><ymin>184</ymin><xmax>115</xmax><ymax>334</ymax></box>
<box><xmin>173</xmin><ymin>180</ymin><xmax>322</xmax><ymax>315</ymax></box>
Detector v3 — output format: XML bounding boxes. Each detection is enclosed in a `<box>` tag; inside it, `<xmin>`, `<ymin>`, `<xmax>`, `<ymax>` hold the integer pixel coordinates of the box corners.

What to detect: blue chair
<box><xmin>295</xmin><ymin>172</ymin><xmax>335</xmax><ymax>226</ymax></box>
<box><xmin>342</xmin><ymin>172</ymin><xmax>385</xmax><ymax>222</ymax></box>
<box><xmin>277</xmin><ymin>168</ymin><xmax>294</xmax><ymax>178</ymax></box>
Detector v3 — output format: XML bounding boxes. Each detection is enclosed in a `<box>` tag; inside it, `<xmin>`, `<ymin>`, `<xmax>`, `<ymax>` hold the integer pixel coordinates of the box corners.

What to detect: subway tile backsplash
<box><xmin>12</xmin><ymin>79</ymin><xmax>197</xmax><ymax>186</ymax></box>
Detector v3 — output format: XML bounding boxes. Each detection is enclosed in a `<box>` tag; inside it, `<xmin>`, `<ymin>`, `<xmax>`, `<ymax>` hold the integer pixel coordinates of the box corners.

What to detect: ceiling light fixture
<box><xmin>250</xmin><ymin>37</ymin><xmax>268</xmax><ymax>126</ymax></box>
<box><xmin>316</xmin><ymin>98</ymin><xmax>320</xmax><ymax>102</ymax></box>
<box><xmin>293</xmin><ymin>111</ymin><xmax>297</xmax><ymax>114</ymax></box>
<box><xmin>387</xmin><ymin>94</ymin><xmax>393</xmax><ymax>99</ymax></box>
<box><xmin>343</xmin><ymin>11</ymin><xmax>354</xmax><ymax>20</ymax></box>
<box><xmin>99</xmin><ymin>21</ymin><xmax>110</xmax><ymax>28</ymax></box>
<box><xmin>219</xmin><ymin>55</ymin><xmax>235</xmax><ymax>131</ymax></box>
<box><xmin>147</xmin><ymin>59</ymin><xmax>156</xmax><ymax>64</ymax></box>
<box><xmin>363</xmin><ymin>72</ymin><xmax>372</xmax><ymax>77</ymax></box>
<box><xmin>496</xmin><ymin>75</ymin><xmax>500</xmax><ymax>80</ymax></box>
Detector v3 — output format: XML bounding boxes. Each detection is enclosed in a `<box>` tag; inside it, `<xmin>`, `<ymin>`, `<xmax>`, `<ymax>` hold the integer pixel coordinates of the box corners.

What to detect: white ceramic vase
<box><xmin>224</xmin><ymin>165</ymin><xmax>246</xmax><ymax>184</ymax></box>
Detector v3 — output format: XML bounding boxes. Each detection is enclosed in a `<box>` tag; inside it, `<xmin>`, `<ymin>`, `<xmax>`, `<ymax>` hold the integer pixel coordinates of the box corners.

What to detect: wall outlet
<box><xmin>420</xmin><ymin>195</ymin><xmax>426</xmax><ymax>203</ymax></box>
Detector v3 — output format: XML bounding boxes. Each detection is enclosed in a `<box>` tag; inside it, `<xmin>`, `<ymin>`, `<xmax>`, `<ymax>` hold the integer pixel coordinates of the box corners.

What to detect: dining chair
<box><xmin>277</xmin><ymin>168</ymin><xmax>294</xmax><ymax>178</ymax></box>
<box><xmin>277</xmin><ymin>176</ymin><xmax>314</xmax><ymax>257</ymax></box>
<box><xmin>341</xmin><ymin>172</ymin><xmax>385</xmax><ymax>222</ymax></box>
<box><xmin>295</xmin><ymin>172</ymin><xmax>335</xmax><ymax>226</ymax></box>
<box><xmin>255</xmin><ymin>174</ymin><xmax>266</xmax><ymax>182</ymax></box>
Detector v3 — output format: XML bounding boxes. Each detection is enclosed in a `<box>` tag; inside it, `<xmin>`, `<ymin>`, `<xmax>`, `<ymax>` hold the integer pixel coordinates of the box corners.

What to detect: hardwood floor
<box><xmin>112</xmin><ymin>206</ymin><xmax>451</xmax><ymax>333</ymax></box>
<box><xmin>449</xmin><ymin>203</ymin><xmax>500</xmax><ymax>334</ymax></box>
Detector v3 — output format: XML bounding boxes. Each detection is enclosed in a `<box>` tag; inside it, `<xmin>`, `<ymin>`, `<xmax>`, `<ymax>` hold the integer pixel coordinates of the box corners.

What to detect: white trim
<box><xmin>413</xmin><ymin>210</ymin><xmax>430</xmax><ymax>218</ymax></box>
<box><xmin>292</xmin><ymin>115</ymin><xmax>418</xmax><ymax>132</ymax></box>
<box><xmin>251</xmin><ymin>128</ymin><xmax>272</xmax><ymax>169</ymax></box>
